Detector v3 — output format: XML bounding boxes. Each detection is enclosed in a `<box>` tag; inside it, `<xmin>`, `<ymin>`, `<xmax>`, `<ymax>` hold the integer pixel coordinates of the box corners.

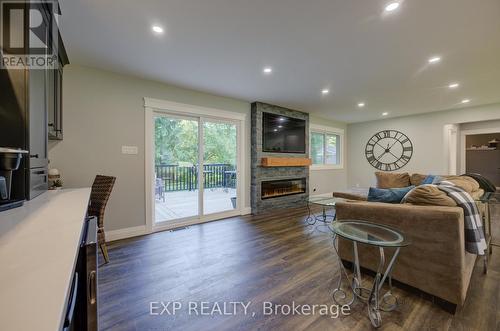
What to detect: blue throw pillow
<box><xmin>367</xmin><ymin>186</ymin><xmax>415</xmax><ymax>203</ymax></box>
<box><xmin>422</xmin><ymin>175</ymin><xmax>436</xmax><ymax>184</ymax></box>
<box><xmin>422</xmin><ymin>175</ymin><xmax>442</xmax><ymax>185</ymax></box>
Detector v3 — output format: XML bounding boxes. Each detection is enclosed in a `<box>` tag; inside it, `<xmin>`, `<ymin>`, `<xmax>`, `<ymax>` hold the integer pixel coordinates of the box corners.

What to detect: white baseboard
<box><xmin>106</xmin><ymin>207</ymin><xmax>252</xmax><ymax>242</ymax></box>
<box><xmin>106</xmin><ymin>225</ymin><xmax>147</xmax><ymax>242</ymax></box>
<box><xmin>241</xmin><ymin>207</ymin><xmax>252</xmax><ymax>215</ymax></box>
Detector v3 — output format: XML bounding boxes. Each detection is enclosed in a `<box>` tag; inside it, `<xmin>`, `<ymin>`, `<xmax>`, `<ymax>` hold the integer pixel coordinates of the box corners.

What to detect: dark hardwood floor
<box><xmin>99</xmin><ymin>206</ymin><xmax>500</xmax><ymax>331</ymax></box>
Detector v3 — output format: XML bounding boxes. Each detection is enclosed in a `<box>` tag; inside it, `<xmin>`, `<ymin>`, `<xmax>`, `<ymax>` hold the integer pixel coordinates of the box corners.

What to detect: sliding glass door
<box><xmin>153</xmin><ymin>113</ymin><xmax>239</xmax><ymax>226</ymax></box>
<box><xmin>202</xmin><ymin>119</ymin><xmax>238</xmax><ymax>215</ymax></box>
<box><xmin>154</xmin><ymin>115</ymin><xmax>199</xmax><ymax>222</ymax></box>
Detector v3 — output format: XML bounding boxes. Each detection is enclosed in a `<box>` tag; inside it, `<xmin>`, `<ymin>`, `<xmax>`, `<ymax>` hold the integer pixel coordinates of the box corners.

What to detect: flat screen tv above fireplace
<box><xmin>262</xmin><ymin>112</ymin><xmax>306</xmax><ymax>153</ymax></box>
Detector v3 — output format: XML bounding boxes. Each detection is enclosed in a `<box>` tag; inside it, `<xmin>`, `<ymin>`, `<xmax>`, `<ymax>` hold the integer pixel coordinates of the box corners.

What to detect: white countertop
<box><xmin>0</xmin><ymin>188</ymin><xmax>91</xmax><ymax>331</ymax></box>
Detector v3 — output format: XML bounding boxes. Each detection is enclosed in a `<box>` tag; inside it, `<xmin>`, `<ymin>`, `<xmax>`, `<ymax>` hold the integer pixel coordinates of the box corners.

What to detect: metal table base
<box><xmin>481</xmin><ymin>200</ymin><xmax>494</xmax><ymax>274</ymax></box>
<box><xmin>305</xmin><ymin>202</ymin><xmax>336</xmax><ymax>225</ymax></box>
<box><xmin>331</xmin><ymin>234</ymin><xmax>400</xmax><ymax>328</ymax></box>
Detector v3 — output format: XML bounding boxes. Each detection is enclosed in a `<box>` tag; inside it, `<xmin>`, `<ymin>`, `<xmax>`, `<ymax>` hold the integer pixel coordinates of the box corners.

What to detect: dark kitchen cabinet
<box><xmin>29</xmin><ymin>67</ymin><xmax>49</xmax><ymax>169</ymax></box>
<box><xmin>48</xmin><ymin>66</ymin><xmax>64</xmax><ymax>140</ymax></box>
<box><xmin>0</xmin><ymin>0</ymin><xmax>68</xmax><ymax>200</ymax></box>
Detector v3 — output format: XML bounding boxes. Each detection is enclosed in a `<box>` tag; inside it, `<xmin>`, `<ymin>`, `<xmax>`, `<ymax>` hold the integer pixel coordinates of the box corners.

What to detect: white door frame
<box><xmin>459</xmin><ymin>127</ymin><xmax>500</xmax><ymax>174</ymax></box>
<box><xmin>443</xmin><ymin>124</ymin><xmax>459</xmax><ymax>175</ymax></box>
<box><xmin>144</xmin><ymin>97</ymin><xmax>247</xmax><ymax>233</ymax></box>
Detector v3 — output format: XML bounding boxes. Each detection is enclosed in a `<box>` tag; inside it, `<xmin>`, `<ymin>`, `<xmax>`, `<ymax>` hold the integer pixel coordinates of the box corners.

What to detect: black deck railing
<box><xmin>155</xmin><ymin>163</ymin><xmax>236</xmax><ymax>192</ymax></box>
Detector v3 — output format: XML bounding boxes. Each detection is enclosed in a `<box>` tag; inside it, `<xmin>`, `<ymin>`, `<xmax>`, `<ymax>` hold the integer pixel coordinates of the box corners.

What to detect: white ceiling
<box><xmin>59</xmin><ymin>0</ymin><xmax>500</xmax><ymax>123</ymax></box>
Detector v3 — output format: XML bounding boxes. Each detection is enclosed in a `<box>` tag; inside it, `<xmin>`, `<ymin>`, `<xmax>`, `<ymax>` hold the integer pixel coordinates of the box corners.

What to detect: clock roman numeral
<box><xmin>401</xmin><ymin>155</ymin><xmax>411</xmax><ymax>162</ymax></box>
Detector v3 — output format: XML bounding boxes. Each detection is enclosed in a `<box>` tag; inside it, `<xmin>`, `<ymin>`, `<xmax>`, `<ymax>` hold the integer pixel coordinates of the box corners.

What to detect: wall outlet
<box><xmin>356</xmin><ymin>183</ymin><xmax>360</xmax><ymax>188</ymax></box>
<box><xmin>121</xmin><ymin>146</ymin><xmax>138</xmax><ymax>155</ymax></box>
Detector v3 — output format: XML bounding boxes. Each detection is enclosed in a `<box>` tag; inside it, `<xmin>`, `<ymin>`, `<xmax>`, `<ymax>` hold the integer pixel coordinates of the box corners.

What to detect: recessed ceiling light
<box><xmin>263</xmin><ymin>67</ymin><xmax>273</xmax><ymax>74</ymax></box>
<box><xmin>382</xmin><ymin>112</ymin><xmax>389</xmax><ymax>116</ymax></box>
<box><xmin>152</xmin><ymin>25</ymin><xmax>164</xmax><ymax>34</ymax></box>
<box><xmin>278</xmin><ymin>125</ymin><xmax>283</xmax><ymax>128</ymax></box>
<box><xmin>461</xmin><ymin>99</ymin><xmax>471</xmax><ymax>104</ymax></box>
<box><xmin>321</xmin><ymin>89</ymin><xmax>330</xmax><ymax>95</ymax></box>
<box><xmin>428</xmin><ymin>56</ymin><xmax>441</xmax><ymax>64</ymax></box>
<box><xmin>385</xmin><ymin>2</ymin><xmax>400</xmax><ymax>12</ymax></box>
<box><xmin>357</xmin><ymin>102</ymin><xmax>365</xmax><ymax>108</ymax></box>
<box><xmin>448</xmin><ymin>83</ymin><xmax>460</xmax><ymax>89</ymax></box>
<box><xmin>273</xmin><ymin>129</ymin><xmax>278</xmax><ymax>132</ymax></box>
<box><xmin>278</xmin><ymin>117</ymin><xmax>285</xmax><ymax>122</ymax></box>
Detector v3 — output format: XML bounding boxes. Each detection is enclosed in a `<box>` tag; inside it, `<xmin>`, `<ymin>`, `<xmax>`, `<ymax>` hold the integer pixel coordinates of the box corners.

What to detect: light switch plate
<box><xmin>121</xmin><ymin>146</ymin><xmax>138</xmax><ymax>155</ymax></box>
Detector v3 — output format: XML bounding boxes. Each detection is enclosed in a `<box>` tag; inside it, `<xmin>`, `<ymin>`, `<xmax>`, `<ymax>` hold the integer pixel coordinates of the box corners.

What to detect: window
<box><xmin>310</xmin><ymin>125</ymin><xmax>344</xmax><ymax>169</ymax></box>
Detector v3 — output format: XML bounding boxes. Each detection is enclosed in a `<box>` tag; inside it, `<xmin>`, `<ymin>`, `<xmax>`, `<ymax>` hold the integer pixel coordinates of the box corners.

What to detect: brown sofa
<box><xmin>333</xmin><ymin>172</ymin><xmax>480</xmax><ymax>307</ymax></box>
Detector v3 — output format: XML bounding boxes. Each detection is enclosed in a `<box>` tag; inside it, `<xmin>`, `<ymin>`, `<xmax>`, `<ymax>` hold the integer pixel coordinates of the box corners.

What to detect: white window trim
<box><xmin>144</xmin><ymin>97</ymin><xmax>246</xmax><ymax>121</ymax></box>
<box><xmin>309</xmin><ymin>124</ymin><xmax>345</xmax><ymax>170</ymax></box>
<box><xmin>144</xmin><ymin>97</ymin><xmax>248</xmax><ymax>235</ymax></box>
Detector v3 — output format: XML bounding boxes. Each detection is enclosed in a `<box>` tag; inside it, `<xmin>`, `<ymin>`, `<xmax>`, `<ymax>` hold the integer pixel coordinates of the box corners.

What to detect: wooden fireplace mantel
<box><xmin>261</xmin><ymin>157</ymin><xmax>312</xmax><ymax>167</ymax></box>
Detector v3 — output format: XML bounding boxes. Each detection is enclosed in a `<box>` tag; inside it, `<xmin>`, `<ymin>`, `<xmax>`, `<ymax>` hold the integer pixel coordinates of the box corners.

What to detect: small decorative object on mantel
<box><xmin>365</xmin><ymin>130</ymin><xmax>413</xmax><ymax>171</ymax></box>
<box><xmin>48</xmin><ymin>168</ymin><xmax>63</xmax><ymax>190</ymax></box>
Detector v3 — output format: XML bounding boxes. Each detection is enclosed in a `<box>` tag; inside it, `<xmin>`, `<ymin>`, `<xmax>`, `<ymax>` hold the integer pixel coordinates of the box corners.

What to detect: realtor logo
<box><xmin>1</xmin><ymin>0</ymin><xmax>59</xmax><ymax>69</ymax></box>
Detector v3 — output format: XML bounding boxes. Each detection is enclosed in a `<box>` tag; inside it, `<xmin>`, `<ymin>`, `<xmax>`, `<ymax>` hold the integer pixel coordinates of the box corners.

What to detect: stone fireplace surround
<box><xmin>251</xmin><ymin>102</ymin><xmax>309</xmax><ymax>214</ymax></box>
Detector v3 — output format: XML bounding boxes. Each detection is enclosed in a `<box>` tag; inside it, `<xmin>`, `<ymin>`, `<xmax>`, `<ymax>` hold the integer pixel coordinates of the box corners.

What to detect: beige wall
<box><xmin>49</xmin><ymin>65</ymin><xmax>250</xmax><ymax>231</ymax></box>
<box><xmin>347</xmin><ymin>103</ymin><xmax>500</xmax><ymax>187</ymax></box>
<box><xmin>49</xmin><ymin>65</ymin><xmax>347</xmax><ymax>232</ymax></box>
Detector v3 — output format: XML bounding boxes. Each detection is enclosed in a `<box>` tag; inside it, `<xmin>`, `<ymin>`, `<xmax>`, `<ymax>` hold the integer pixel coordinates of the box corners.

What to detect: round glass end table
<box><xmin>330</xmin><ymin>220</ymin><xmax>410</xmax><ymax>328</ymax></box>
<box><xmin>306</xmin><ymin>196</ymin><xmax>346</xmax><ymax>225</ymax></box>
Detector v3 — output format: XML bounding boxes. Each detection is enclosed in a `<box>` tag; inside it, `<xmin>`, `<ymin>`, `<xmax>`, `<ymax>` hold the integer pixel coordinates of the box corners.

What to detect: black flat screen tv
<box><xmin>262</xmin><ymin>112</ymin><xmax>306</xmax><ymax>153</ymax></box>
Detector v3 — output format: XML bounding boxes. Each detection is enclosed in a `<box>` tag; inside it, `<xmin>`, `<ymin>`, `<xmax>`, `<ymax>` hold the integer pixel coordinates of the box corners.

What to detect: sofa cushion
<box><xmin>410</xmin><ymin>173</ymin><xmax>427</xmax><ymax>186</ymax></box>
<box><xmin>442</xmin><ymin>175</ymin><xmax>480</xmax><ymax>193</ymax></box>
<box><xmin>375</xmin><ymin>171</ymin><xmax>411</xmax><ymax>188</ymax></box>
<box><xmin>368</xmin><ymin>186</ymin><xmax>415</xmax><ymax>203</ymax></box>
<box><xmin>332</xmin><ymin>188</ymin><xmax>368</xmax><ymax>201</ymax></box>
<box><xmin>403</xmin><ymin>185</ymin><xmax>457</xmax><ymax>206</ymax></box>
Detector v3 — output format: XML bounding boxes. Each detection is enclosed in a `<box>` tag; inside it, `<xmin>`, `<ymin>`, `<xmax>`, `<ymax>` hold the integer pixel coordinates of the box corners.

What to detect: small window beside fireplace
<box><xmin>261</xmin><ymin>178</ymin><xmax>306</xmax><ymax>200</ymax></box>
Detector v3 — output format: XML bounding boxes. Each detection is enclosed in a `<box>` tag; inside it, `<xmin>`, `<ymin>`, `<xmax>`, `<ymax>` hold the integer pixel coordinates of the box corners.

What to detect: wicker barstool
<box><xmin>88</xmin><ymin>175</ymin><xmax>116</xmax><ymax>264</ymax></box>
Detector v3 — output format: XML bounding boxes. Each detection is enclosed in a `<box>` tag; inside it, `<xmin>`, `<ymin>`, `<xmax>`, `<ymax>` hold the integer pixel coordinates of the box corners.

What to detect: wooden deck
<box><xmin>155</xmin><ymin>188</ymin><xmax>237</xmax><ymax>222</ymax></box>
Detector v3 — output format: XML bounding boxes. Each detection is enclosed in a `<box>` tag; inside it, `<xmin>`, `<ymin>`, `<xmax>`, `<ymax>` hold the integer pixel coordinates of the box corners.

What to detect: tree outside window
<box><xmin>311</xmin><ymin>131</ymin><xmax>341</xmax><ymax>166</ymax></box>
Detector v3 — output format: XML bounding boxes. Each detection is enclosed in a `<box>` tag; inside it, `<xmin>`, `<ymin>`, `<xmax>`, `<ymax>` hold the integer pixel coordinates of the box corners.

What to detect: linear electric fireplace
<box><xmin>251</xmin><ymin>102</ymin><xmax>309</xmax><ymax>214</ymax></box>
<box><xmin>261</xmin><ymin>178</ymin><xmax>306</xmax><ymax>200</ymax></box>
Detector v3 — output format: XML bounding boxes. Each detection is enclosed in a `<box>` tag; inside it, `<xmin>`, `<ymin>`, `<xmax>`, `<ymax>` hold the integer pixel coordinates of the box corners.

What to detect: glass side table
<box><xmin>331</xmin><ymin>220</ymin><xmax>410</xmax><ymax>328</ymax></box>
<box><xmin>306</xmin><ymin>196</ymin><xmax>346</xmax><ymax>225</ymax></box>
<box><xmin>476</xmin><ymin>192</ymin><xmax>499</xmax><ymax>274</ymax></box>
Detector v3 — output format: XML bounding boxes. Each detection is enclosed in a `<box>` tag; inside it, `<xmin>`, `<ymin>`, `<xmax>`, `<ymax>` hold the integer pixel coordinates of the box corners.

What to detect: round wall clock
<box><xmin>365</xmin><ymin>130</ymin><xmax>413</xmax><ymax>171</ymax></box>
